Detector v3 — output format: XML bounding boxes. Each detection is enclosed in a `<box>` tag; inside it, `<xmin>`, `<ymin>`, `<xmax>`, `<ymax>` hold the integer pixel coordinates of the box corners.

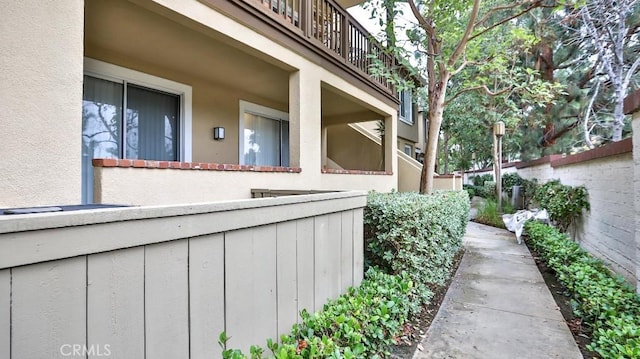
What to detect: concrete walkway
<box><xmin>413</xmin><ymin>221</ymin><xmax>582</xmax><ymax>359</ymax></box>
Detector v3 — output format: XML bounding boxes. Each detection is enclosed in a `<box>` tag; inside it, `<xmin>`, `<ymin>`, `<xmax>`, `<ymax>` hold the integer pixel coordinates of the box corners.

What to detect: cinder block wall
<box><xmin>465</xmin><ymin>142</ymin><xmax>638</xmax><ymax>290</ymax></box>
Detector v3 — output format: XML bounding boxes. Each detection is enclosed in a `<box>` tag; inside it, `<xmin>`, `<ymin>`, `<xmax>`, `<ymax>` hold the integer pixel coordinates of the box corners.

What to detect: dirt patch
<box><xmin>389</xmin><ymin>248</ymin><xmax>465</xmax><ymax>358</ymax></box>
<box><xmin>525</xmin><ymin>238</ymin><xmax>600</xmax><ymax>359</ymax></box>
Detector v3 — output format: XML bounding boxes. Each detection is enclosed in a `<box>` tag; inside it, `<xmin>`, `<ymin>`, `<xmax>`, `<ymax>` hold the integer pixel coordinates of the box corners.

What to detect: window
<box><xmin>404</xmin><ymin>144</ymin><xmax>412</xmax><ymax>156</ymax></box>
<box><xmin>82</xmin><ymin>58</ymin><xmax>192</xmax><ymax>203</ymax></box>
<box><xmin>399</xmin><ymin>89</ymin><xmax>413</xmax><ymax>124</ymax></box>
<box><xmin>239</xmin><ymin>101</ymin><xmax>289</xmax><ymax>167</ymax></box>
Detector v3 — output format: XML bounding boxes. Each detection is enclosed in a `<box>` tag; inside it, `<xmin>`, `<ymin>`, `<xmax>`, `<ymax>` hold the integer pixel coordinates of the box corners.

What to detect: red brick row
<box><xmin>92</xmin><ymin>158</ymin><xmax>302</xmax><ymax>173</ymax></box>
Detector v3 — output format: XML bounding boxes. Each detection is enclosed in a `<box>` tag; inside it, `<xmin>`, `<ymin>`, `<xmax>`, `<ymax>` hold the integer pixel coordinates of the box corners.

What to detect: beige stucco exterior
<box><xmin>1</xmin><ymin>0</ymin><xmax>404</xmax><ymax>208</ymax></box>
<box><xmin>0</xmin><ymin>0</ymin><xmax>84</xmax><ymax>207</ymax></box>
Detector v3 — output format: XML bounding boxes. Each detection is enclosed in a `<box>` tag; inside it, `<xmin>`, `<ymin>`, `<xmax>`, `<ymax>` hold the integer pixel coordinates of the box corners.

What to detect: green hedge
<box><xmin>525</xmin><ymin>221</ymin><xmax>640</xmax><ymax>358</ymax></box>
<box><xmin>364</xmin><ymin>191</ymin><xmax>469</xmax><ymax>311</ymax></box>
<box><xmin>220</xmin><ymin>191</ymin><xmax>469</xmax><ymax>358</ymax></box>
<box><xmin>220</xmin><ymin>268</ymin><xmax>415</xmax><ymax>359</ymax></box>
<box><xmin>532</xmin><ymin>180</ymin><xmax>589</xmax><ymax>232</ymax></box>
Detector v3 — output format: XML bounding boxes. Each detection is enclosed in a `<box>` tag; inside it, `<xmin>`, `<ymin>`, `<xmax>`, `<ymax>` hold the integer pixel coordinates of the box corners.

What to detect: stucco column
<box><xmin>0</xmin><ymin>0</ymin><xmax>84</xmax><ymax>207</ymax></box>
<box><xmin>384</xmin><ymin>114</ymin><xmax>398</xmax><ymax>174</ymax></box>
<box><xmin>629</xmin><ymin>91</ymin><xmax>640</xmax><ymax>293</ymax></box>
<box><xmin>289</xmin><ymin>70</ymin><xmax>322</xmax><ymax>172</ymax></box>
<box><xmin>321</xmin><ymin>125</ymin><xmax>328</xmax><ymax>168</ymax></box>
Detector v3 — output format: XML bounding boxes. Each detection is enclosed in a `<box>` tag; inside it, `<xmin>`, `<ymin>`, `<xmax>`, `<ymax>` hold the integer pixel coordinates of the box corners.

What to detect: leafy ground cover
<box><xmin>220</xmin><ymin>191</ymin><xmax>470</xmax><ymax>358</ymax></box>
<box><xmin>525</xmin><ymin>221</ymin><xmax>640</xmax><ymax>358</ymax></box>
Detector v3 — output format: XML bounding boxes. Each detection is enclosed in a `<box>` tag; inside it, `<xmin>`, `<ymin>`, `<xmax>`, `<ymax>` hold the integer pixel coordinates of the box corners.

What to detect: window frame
<box><xmin>83</xmin><ymin>58</ymin><xmax>192</xmax><ymax>162</ymax></box>
<box><xmin>398</xmin><ymin>89</ymin><xmax>413</xmax><ymax>125</ymax></box>
<box><xmin>403</xmin><ymin>144</ymin><xmax>413</xmax><ymax>156</ymax></box>
<box><xmin>238</xmin><ymin>100</ymin><xmax>289</xmax><ymax>167</ymax></box>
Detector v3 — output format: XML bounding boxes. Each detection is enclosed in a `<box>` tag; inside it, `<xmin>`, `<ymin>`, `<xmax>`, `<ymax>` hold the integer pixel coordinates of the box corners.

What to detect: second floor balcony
<box><xmin>209</xmin><ymin>0</ymin><xmax>397</xmax><ymax>99</ymax></box>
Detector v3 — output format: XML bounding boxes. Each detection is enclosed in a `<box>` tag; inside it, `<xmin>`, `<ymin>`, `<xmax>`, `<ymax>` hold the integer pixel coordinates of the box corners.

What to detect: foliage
<box><xmin>364</xmin><ymin>191</ymin><xmax>469</xmax><ymax>310</ymax></box>
<box><xmin>502</xmin><ymin>173</ymin><xmax>524</xmax><ymax>197</ymax></box>
<box><xmin>219</xmin><ymin>268</ymin><xmax>416</xmax><ymax>359</ymax></box>
<box><xmin>462</xmin><ymin>184</ymin><xmax>475</xmax><ymax>199</ymax></box>
<box><xmin>525</xmin><ymin>221</ymin><xmax>640</xmax><ymax>358</ymax></box>
<box><xmin>475</xmin><ymin>199</ymin><xmax>505</xmax><ymax>229</ymax></box>
<box><xmin>366</xmin><ymin>0</ymin><xmax>564</xmax><ymax>194</ymax></box>
<box><xmin>483</xmin><ymin>181</ymin><xmax>497</xmax><ymax>200</ymax></box>
<box><xmin>521</xmin><ymin>178</ymin><xmax>539</xmax><ymax>208</ymax></box>
<box><xmin>532</xmin><ymin>179</ymin><xmax>590</xmax><ymax>232</ymax></box>
<box><xmin>471</xmin><ymin>174</ymin><xmax>493</xmax><ymax>186</ymax></box>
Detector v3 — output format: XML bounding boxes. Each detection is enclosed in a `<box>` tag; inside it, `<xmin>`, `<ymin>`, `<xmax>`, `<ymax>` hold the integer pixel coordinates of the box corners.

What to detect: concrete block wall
<box><xmin>464</xmin><ymin>141</ymin><xmax>638</xmax><ymax>289</ymax></box>
<box><xmin>550</xmin><ymin>151</ymin><xmax>636</xmax><ymax>283</ymax></box>
<box><xmin>628</xmin><ymin>90</ymin><xmax>640</xmax><ymax>291</ymax></box>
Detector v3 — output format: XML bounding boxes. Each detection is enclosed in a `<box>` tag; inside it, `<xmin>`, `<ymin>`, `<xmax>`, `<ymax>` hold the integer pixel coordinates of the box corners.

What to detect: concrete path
<box><xmin>413</xmin><ymin>221</ymin><xmax>582</xmax><ymax>359</ymax></box>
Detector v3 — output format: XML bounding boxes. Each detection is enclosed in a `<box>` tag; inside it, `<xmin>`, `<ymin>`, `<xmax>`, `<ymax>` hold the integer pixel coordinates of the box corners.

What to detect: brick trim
<box><xmin>92</xmin><ymin>159</ymin><xmax>302</xmax><ymax>173</ymax></box>
<box><xmin>515</xmin><ymin>155</ymin><xmax>563</xmax><ymax>169</ymax></box>
<box><xmin>321</xmin><ymin>168</ymin><xmax>392</xmax><ymax>175</ymax></box>
<box><xmin>434</xmin><ymin>174</ymin><xmax>462</xmax><ymax>178</ymax></box>
<box><xmin>551</xmin><ymin>138</ymin><xmax>632</xmax><ymax>168</ymax></box>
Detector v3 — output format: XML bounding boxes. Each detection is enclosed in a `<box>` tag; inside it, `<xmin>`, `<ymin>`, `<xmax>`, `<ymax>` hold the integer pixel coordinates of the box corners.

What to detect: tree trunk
<box><xmin>420</xmin><ymin>76</ymin><xmax>449</xmax><ymax>194</ymax></box>
<box><xmin>612</xmin><ymin>87</ymin><xmax>625</xmax><ymax>141</ymax></box>
<box><xmin>442</xmin><ymin>132</ymin><xmax>449</xmax><ymax>174</ymax></box>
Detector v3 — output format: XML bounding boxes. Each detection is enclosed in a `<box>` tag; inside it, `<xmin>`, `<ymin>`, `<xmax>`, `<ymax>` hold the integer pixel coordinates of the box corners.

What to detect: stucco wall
<box><xmin>2</xmin><ymin>0</ymin><xmax>399</xmax><ymax>208</ymax></box>
<box><xmin>0</xmin><ymin>0</ymin><xmax>84</xmax><ymax>207</ymax></box>
<box><xmin>95</xmin><ymin>166</ymin><xmax>394</xmax><ymax>205</ymax></box>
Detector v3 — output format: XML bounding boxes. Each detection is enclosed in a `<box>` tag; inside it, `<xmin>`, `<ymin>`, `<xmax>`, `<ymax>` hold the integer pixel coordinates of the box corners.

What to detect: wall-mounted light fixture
<box><xmin>213</xmin><ymin>127</ymin><xmax>225</xmax><ymax>140</ymax></box>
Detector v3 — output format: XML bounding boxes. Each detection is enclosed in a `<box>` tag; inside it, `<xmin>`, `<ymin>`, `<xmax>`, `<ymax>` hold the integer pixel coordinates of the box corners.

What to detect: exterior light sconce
<box><xmin>213</xmin><ymin>127</ymin><xmax>225</xmax><ymax>140</ymax></box>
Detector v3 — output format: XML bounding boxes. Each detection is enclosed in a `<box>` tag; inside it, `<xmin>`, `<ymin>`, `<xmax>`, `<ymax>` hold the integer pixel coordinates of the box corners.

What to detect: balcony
<box><xmin>210</xmin><ymin>0</ymin><xmax>396</xmax><ymax>97</ymax></box>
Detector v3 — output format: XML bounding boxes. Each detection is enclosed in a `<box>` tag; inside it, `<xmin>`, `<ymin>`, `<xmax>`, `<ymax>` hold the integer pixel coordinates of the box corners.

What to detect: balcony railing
<box><xmin>250</xmin><ymin>0</ymin><xmax>396</xmax><ymax>94</ymax></box>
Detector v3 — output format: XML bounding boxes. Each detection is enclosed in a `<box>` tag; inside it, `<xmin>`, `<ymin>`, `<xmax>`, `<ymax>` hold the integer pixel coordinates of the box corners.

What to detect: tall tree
<box><xmin>371</xmin><ymin>0</ymin><xmax>562</xmax><ymax>193</ymax></box>
<box><xmin>576</xmin><ymin>0</ymin><xmax>640</xmax><ymax>141</ymax></box>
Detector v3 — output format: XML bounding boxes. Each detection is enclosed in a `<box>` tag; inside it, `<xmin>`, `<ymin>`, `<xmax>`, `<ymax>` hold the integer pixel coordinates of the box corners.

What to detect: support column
<box><xmin>321</xmin><ymin>125</ymin><xmax>328</xmax><ymax>169</ymax></box>
<box><xmin>289</xmin><ymin>70</ymin><xmax>322</xmax><ymax>172</ymax></box>
<box><xmin>383</xmin><ymin>114</ymin><xmax>398</xmax><ymax>175</ymax></box>
<box><xmin>0</xmin><ymin>0</ymin><xmax>84</xmax><ymax>207</ymax></box>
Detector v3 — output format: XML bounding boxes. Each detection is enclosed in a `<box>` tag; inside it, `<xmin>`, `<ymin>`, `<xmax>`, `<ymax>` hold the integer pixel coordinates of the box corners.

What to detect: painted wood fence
<box><xmin>0</xmin><ymin>191</ymin><xmax>366</xmax><ymax>358</ymax></box>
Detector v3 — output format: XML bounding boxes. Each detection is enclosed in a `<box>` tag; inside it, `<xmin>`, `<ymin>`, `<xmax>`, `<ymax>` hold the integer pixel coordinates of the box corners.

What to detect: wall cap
<box><xmin>551</xmin><ymin>138</ymin><xmax>632</xmax><ymax>168</ymax></box>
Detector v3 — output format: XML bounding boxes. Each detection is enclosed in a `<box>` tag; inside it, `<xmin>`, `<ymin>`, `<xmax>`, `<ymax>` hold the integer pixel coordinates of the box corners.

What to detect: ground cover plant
<box><xmin>220</xmin><ymin>268</ymin><xmax>415</xmax><ymax>359</ymax></box>
<box><xmin>220</xmin><ymin>191</ymin><xmax>470</xmax><ymax>358</ymax></box>
<box><xmin>525</xmin><ymin>221</ymin><xmax>640</xmax><ymax>358</ymax></box>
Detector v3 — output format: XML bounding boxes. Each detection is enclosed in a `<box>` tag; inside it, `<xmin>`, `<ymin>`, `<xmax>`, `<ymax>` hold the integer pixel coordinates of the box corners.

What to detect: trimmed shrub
<box><xmin>471</xmin><ymin>174</ymin><xmax>493</xmax><ymax>186</ymax></box>
<box><xmin>219</xmin><ymin>268</ymin><xmax>416</xmax><ymax>359</ymax></box>
<box><xmin>532</xmin><ymin>179</ymin><xmax>589</xmax><ymax>232</ymax></box>
<box><xmin>502</xmin><ymin>173</ymin><xmax>523</xmax><ymax>197</ymax></box>
<box><xmin>483</xmin><ymin>181</ymin><xmax>497</xmax><ymax>200</ymax></box>
<box><xmin>462</xmin><ymin>184</ymin><xmax>476</xmax><ymax>199</ymax></box>
<box><xmin>220</xmin><ymin>191</ymin><xmax>470</xmax><ymax>359</ymax></box>
<box><xmin>364</xmin><ymin>191</ymin><xmax>470</xmax><ymax>311</ymax></box>
<box><xmin>525</xmin><ymin>221</ymin><xmax>640</xmax><ymax>358</ymax></box>
<box><xmin>521</xmin><ymin>178</ymin><xmax>539</xmax><ymax>208</ymax></box>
